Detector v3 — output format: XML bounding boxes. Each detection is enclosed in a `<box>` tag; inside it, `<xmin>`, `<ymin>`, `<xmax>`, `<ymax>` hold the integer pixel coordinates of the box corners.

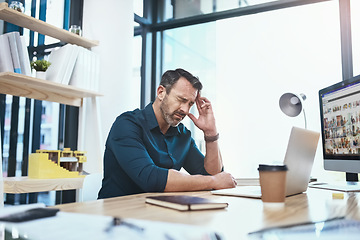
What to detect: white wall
<box><xmin>82</xmin><ymin>0</ymin><xmax>135</xmax><ymax>173</ymax></box>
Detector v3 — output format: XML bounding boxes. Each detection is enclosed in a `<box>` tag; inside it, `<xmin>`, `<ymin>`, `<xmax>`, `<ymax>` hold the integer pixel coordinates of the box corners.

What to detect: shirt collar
<box><xmin>144</xmin><ymin>102</ymin><xmax>181</xmax><ymax>136</ymax></box>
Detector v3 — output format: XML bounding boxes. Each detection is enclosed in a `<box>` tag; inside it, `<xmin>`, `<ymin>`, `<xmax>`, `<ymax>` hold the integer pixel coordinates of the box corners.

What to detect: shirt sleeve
<box><xmin>182</xmin><ymin>138</ymin><xmax>209</xmax><ymax>175</ymax></box>
<box><xmin>107</xmin><ymin>115</ymin><xmax>169</xmax><ymax>192</ymax></box>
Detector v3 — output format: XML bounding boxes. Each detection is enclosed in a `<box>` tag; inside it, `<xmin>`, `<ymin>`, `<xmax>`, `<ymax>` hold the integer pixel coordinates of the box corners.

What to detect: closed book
<box><xmin>82</xmin><ymin>47</ymin><xmax>91</xmax><ymax>89</ymax></box>
<box><xmin>61</xmin><ymin>45</ymin><xmax>79</xmax><ymax>85</ymax></box>
<box><xmin>0</xmin><ymin>34</ymin><xmax>14</xmax><ymax>72</ymax></box>
<box><xmin>13</xmin><ymin>32</ymin><xmax>30</xmax><ymax>76</ymax></box>
<box><xmin>88</xmin><ymin>50</ymin><xmax>100</xmax><ymax>91</ymax></box>
<box><xmin>18</xmin><ymin>35</ymin><xmax>32</xmax><ymax>76</ymax></box>
<box><xmin>47</xmin><ymin>44</ymin><xmax>73</xmax><ymax>83</ymax></box>
<box><xmin>145</xmin><ymin>195</ymin><xmax>228</xmax><ymax>211</ymax></box>
<box><xmin>88</xmin><ymin>50</ymin><xmax>96</xmax><ymax>91</ymax></box>
<box><xmin>69</xmin><ymin>47</ymin><xmax>100</xmax><ymax>90</ymax></box>
<box><xmin>7</xmin><ymin>32</ymin><xmax>22</xmax><ymax>74</ymax></box>
<box><xmin>69</xmin><ymin>47</ymin><xmax>86</xmax><ymax>88</ymax></box>
<box><xmin>92</xmin><ymin>51</ymin><xmax>100</xmax><ymax>91</ymax></box>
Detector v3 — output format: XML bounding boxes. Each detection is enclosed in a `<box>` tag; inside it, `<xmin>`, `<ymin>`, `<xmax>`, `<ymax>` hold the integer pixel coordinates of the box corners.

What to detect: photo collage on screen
<box><xmin>323</xmin><ymin>90</ymin><xmax>360</xmax><ymax>155</ymax></box>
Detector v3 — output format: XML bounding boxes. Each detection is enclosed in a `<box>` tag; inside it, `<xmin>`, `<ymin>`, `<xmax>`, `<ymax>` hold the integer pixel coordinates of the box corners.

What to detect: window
<box><xmin>134</xmin><ymin>0</ymin><xmax>144</xmax><ymax>17</ymax></box>
<box><xmin>133</xmin><ymin>35</ymin><xmax>142</xmax><ymax>105</ymax></box>
<box><xmin>44</xmin><ymin>0</ymin><xmax>65</xmax><ymax>44</ymax></box>
<box><xmin>162</xmin><ymin>1</ymin><xmax>342</xmax><ymax>178</ymax></box>
<box><xmin>21</xmin><ymin>0</ymin><xmax>64</xmax><ymax>46</ymax></box>
<box><xmin>351</xmin><ymin>0</ymin><xmax>360</xmax><ymax>76</ymax></box>
<box><xmin>163</xmin><ymin>0</ymin><xmax>282</xmax><ymax>21</ymax></box>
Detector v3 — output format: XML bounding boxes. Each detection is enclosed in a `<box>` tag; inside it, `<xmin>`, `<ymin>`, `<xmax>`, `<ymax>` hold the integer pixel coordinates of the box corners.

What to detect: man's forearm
<box><xmin>164</xmin><ymin>169</ymin><xmax>215</xmax><ymax>192</ymax></box>
<box><xmin>164</xmin><ymin>169</ymin><xmax>236</xmax><ymax>192</ymax></box>
<box><xmin>204</xmin><ymin>140</ymin><xmax>223</xmax><ymax>175</ymax></box>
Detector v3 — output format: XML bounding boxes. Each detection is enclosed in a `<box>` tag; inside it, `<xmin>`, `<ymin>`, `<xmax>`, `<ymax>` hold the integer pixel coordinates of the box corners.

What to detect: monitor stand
<box><xmin>346</xmin><ymin>172</ymin><xmax>358</xmax><ymax>182</ymax></box>
<box><xmin>309</xmin><ymin>173</ymin><xmax>360</xmax><ymax>192</ymax></box>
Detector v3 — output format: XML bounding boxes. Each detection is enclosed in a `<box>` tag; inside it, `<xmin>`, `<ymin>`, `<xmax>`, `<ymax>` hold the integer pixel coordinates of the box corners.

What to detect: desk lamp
<box><xmin>279</xmin><ymin>93</ymin><xmax>307</xmax><ymax>129</ymax></box>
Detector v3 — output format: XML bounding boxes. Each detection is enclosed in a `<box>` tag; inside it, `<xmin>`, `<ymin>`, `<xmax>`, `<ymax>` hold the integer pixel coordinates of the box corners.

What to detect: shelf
<box><xmin>3</xmin><ymin>176</ymin><xmax>85</xmax><ymax>194</ymax></box>
<box><xmin>0</xmin><ymin>72</ymin><xmax>103</xmax><ymax>107</ymax></box>
<box><xmin>0</xmin><ymin>2</ymin><xmax>99</xmax><ymax>48</ymax></box>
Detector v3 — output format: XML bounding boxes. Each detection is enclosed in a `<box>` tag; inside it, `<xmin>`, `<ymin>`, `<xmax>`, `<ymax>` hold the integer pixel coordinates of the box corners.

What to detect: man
<box><xmin>98</xmin><ymin>68</ymin><xmax>236</xmax><ymax>199</ymax></box>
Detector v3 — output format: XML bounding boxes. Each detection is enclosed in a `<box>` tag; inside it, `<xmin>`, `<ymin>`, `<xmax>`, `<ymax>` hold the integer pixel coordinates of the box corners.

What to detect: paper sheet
<box><xmin>248</xmin><ymin>217</ymin><xmax>360</xmax><ymax>240</ymax></box>
<box><xmin>0</xmin><ymin>205</ymin><xmax>222</xmax><ymax>240</ymax></box>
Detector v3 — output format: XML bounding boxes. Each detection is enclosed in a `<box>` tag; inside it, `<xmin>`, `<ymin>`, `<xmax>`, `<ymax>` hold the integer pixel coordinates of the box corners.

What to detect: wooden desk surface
<box><xmin>54</xmin><ymin>188</ymin><xmax>360</xmax><ymax>239</ymax></box>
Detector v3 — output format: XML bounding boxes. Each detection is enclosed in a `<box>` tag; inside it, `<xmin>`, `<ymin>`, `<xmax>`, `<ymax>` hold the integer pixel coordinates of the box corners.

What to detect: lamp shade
<box><xmin>279</xmin><ymin>93</ymin><xmax>306</xmax><ymax>117</ymax></box>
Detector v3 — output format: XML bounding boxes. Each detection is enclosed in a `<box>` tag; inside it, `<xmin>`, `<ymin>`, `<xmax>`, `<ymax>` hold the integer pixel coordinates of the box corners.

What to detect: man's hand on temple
<box><xmin>188</xmin><ymin>94</ymin><xmax>217</xmax><ymax>136</ymax></box>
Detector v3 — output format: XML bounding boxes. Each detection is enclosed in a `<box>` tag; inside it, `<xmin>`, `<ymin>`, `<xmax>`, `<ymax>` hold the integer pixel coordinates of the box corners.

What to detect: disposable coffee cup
<box><xmin>258</xmin><ymin>164</ymin><xmax>288</xmax><ymax>206</ymax></box>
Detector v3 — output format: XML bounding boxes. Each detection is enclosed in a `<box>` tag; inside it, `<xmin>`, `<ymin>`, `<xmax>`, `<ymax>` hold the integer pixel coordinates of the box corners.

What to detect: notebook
<box><xmin>211</xmin><ymin>127</ymin><xmax>320</xmax><ymax>198</ymax></box>
<box><xmin>145</xmin><ymin>195</ymin><xmax>228</xmax><ymax>211</ymax></box>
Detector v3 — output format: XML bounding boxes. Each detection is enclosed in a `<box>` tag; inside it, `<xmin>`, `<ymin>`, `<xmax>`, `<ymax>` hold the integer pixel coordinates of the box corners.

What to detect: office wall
<box><xmin>82</xmin><ymin>0</ymin><xmax>135</xmax><ymax>173</ymax></box>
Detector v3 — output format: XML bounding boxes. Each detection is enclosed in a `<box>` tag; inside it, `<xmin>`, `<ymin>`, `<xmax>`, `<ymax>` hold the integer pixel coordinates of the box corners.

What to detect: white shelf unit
<box><xmin>0</xmin><ymin>2</ymin><xmax>103</xmax><ymax>201</ymax></box>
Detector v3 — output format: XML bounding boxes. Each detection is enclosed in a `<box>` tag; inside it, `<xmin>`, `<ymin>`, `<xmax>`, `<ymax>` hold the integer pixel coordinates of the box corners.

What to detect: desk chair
<box><xmin>80</xmin><ymin>172</ymin><xmax>102</xmax><ymax>202</ymax></box>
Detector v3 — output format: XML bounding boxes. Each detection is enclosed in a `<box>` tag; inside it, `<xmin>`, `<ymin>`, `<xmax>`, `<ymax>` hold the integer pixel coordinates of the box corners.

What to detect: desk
<box><xmin>54</xmin><ymin>187</ymin><xmax>360</xmax><ymax>239</ymax></box>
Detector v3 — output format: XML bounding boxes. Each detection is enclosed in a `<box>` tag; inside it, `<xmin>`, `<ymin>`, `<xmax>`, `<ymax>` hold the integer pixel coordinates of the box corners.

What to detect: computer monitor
<box><xmin>318</xmin><ymin>74</ymin><xmax>360</xmax><ymax>190</ymax></box>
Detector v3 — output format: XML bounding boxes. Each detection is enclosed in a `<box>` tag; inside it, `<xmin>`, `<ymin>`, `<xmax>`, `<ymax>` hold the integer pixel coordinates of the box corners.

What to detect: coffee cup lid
<box><xmin>258</xmin><ymin>164</ymin><xmax>288</xmax><ymax>171</ymax></box>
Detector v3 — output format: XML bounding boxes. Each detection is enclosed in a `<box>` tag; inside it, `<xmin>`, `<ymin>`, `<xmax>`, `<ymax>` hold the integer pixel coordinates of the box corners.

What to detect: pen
<box><xmin>105</xmin><ymin>217</ymin><xmax>144</xmax><ymax>233</ymax></box>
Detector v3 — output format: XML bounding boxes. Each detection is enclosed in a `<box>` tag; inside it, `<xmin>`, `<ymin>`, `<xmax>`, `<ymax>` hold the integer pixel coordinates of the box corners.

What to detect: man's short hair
<box><xmin>160</xmin><ymin>68</ymin><xmax>203</xmax><ymax>94</ymax></box>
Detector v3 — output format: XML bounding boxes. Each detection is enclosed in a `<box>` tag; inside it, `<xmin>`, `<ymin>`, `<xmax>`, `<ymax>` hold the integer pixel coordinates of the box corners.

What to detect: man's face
<box><xmin>160</xmin><ymin>77</ymin><xmax>198</xmax><ymax>127</ymax></box>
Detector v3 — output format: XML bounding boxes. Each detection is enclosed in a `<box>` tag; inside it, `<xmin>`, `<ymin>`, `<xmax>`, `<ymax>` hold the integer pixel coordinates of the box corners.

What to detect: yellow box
<box><xmin>332</xmin><ymin>192</ymin><xmax>344</xmax><ymax>199</ymax></box>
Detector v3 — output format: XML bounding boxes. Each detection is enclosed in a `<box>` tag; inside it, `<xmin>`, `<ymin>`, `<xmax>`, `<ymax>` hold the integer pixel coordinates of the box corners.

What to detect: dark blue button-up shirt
<box><xmin>98</xmin><ymin>103</ymin><xmax>207</xmax><ymax>199</ymax></box>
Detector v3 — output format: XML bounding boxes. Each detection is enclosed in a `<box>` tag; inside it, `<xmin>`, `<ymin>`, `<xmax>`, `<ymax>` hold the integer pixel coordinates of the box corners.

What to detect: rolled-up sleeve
<box><xmin>183</xmin><ymin>138</ymin><xmax>209</xmax><ymax>175</ymax></box>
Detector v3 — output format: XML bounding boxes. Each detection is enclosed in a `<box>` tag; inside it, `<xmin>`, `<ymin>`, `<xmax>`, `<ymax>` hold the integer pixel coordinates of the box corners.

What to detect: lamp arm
<box><xmin>302</xmin><ymin>108</ymin><xmax>307</xmax><ymax>129</ymax></box>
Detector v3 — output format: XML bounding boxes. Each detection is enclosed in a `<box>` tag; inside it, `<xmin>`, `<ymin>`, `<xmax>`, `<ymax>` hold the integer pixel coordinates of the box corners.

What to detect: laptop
<box><xmin>211</xmin><ymin>127</ymin><xmax>320</xmax><ymax>198</ymax></box>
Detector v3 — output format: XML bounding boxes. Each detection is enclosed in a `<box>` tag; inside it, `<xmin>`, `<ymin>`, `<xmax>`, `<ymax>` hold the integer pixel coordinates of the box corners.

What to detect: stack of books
<box><xmin>0</xmin><ymin>31</ymin><xmax>31</xmax><ymax>76</ymax></box>
<box><xmin>47</xmin><ymin>44</ymin><xmax>100</xmax><ymax>91</ymax></box>
<box><xmin>0</xmin><ymin>31</ymin><xmax>100</xmax><ymax>91</ymax></box>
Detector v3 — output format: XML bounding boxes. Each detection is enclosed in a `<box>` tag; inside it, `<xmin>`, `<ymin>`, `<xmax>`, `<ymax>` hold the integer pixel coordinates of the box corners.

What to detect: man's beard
<box><xmin>160</xmin><ymin>96</ymin><xmax>186</xmax><ymax>127</ymax></box>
